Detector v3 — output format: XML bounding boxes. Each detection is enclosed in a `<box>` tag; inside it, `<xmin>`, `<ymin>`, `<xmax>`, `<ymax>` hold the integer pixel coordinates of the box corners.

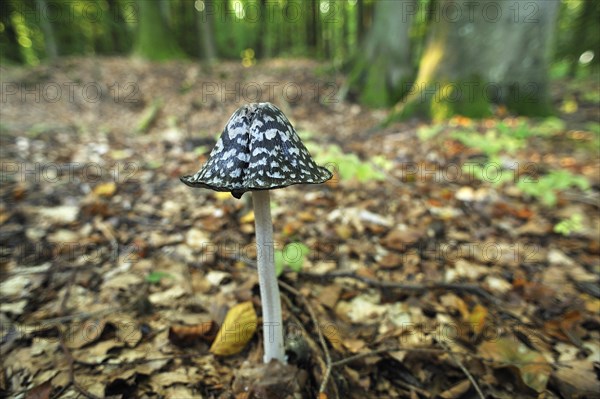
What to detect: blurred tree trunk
<box><xmin>36</xmin><ymin>0</ymin><xmax>58</xmax><ymax>59</ymax></box>
<box><xmin>356</xmin><ymin>0</ymin><xmax>365</xmax><ymax>43</ymax></box>
<box><xmin>347</xmin><ymin>0</ymin><xmax>415</xmax><ymax>107</ymax></box>
<box><xmin>394</xmin><ymin>0</ymin><xmax>559</xmax><ymax>121</ymax></box>
<box><xmin>257</xmin><ymin>0</ymin><xmax>271</xmax><ymax>58</ymax></box>
<box><xmin>198</xmin><ymin>0</ymin><xmax>217</xmax><ymax>61</ymax></box>
<box><xmin>160</xmin><ymin>0</ymin><xmax>172</xmax><ymax>27</ymax></box>
<box><xmin>134</xmin><ymin>0</ymin><xmax>184</xmax><ymax>61</ymax></box>
<box><xmin>107</xmin><ymin>0</ymin><xmax>131</xmax><ymax>54</ymax></box>
<box><xmin>306</xmin><ymin>0</ymin><xmax>318</xmax><ymax>56</ymax></box>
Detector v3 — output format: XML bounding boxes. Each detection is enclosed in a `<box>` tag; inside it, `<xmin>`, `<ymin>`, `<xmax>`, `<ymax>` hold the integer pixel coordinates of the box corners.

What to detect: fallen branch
<box><xmin>299</xmin><ymin>270</ymin><xmax>503</xmax><ymax>306</ymax></box>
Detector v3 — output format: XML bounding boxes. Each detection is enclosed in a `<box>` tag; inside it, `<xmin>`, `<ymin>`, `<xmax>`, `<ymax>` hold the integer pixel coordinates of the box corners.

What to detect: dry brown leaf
<box><xmin>318</xmin><ymin>284</ymin><xmax>342</xmax><ymax>309</ymax></box>
<box><xmin>381</xmin><ymin>228</ymin><xmax>423</xmax><ymax>251</ymax></box>
<box><xmin>169</xmin><ymin>321</ymin><xmax>218</xmax><ymax>346</ymax></box>
<box><xmin>210</xmin><ymin>301</ymin><xmax>257</xmax><ymax>356</ymax></box>
<box><xmin>479</xmin><ymin>336</ymin><xmax>551</xmax><ymax>392</ymax></box>
<box><xmin>439</xmin><ymin>379</ymin><xmax>471</xmax><ymax>399</ymax></box>
<box><xmin>65</xmin><ymin>319</ymin><xmax>107</xmax><ymax>349</ymax></box>
<box><xmin>343</xmin><ymin>338</ymin><xmax>366</xmax><ymax>353</ymax></box>
<box><xmin>544</xmin><ymin>310</ymin><xmax>584</xmax><ymax>343</ymax></box>
<box><xmin>552</xmin><ymin>360</ymin><xmax>600</xmax><ymax>398</ymax></box>
<box><xmin>25</xmin><ymin>380</ymin><xmax>52</xmax><ymax>399</ymax></box>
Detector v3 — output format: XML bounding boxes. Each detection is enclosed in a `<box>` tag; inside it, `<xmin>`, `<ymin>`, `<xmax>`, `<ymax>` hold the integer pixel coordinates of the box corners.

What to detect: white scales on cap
<box><xmin>181</xmin><ymin>102</ymin><xmax>332</xmax><ymax>198</ymax></box>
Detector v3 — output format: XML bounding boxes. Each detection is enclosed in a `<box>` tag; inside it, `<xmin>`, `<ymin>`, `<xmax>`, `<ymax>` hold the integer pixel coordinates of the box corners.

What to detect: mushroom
<box><xmin>181</xmin><ymin>102</ymin><xmax>332</xmax><ymax>363</ymax></box>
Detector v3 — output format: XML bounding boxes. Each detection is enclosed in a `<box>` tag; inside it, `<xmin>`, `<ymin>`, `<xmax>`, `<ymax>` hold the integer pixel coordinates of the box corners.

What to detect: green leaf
<box><xmin>283</xmin><ymin>243</ymin><xmax>310</xmax><ymax>272</ymax></box>
<box><xmin>146</xmin><ymin>271</ymin><xmax>173</xmax><ymax>284</ymax></box>
<box><xmin>275</xmin><ymin>243</ymin><xmax>310</xmax><ymax>275</ymax></box>
<box><xmin>554</xmin><ymin>214</ymin><xmax>584</xmax><ymax>236</ymax></box>
<box><xmin>275</xmin><ymin>250</ymin><xmax>285</xmax><ymax>277</ymax></box>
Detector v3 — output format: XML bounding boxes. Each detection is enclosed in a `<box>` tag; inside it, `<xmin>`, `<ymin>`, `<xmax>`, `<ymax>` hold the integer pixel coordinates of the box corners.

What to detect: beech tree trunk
<box><xmin>395</xmin><ymin>0</ymin><xmax>559</xmax><ymax>121</ymax></box>
<box><xmin>134</xmin><ymin>0</ymin><xmax>184</xmax><ymax>61</ymax></box>
<box><xmin>348</xmin><ymin>0</ymin><xmax>415</xmax><ymax>107</ymax></box>
<box><xmin>36</xmin><ymin>0</ymin><xmax>58</xmax><ymax>59</ymax></box>
<box><xmin>198</xmin><ymin>0</ymin><xmax>217</xmax><ymax>62</ymax></box>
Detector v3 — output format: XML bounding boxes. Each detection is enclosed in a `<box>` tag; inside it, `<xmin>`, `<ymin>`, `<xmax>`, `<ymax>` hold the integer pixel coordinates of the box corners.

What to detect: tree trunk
<box><xmin>306</xmin><ymin>0</ymin><xmax>318</xmax><ymax>56</ymax></box>
<box><xmin>134</xmin><ymin>0</ymin><xmax>184</xmax><ymax>61</ymax></box>
<box><xmin>198</xmin><ymin>0</ymin><xmax>217</xmax><ymax>62</ymax></box>
<box><xmin>347</xmin><ymin>0</ymin><xmax>415</xmax><ymax>107</ymax></box>
<box><xmin>36</xmin><ymin>0</ymin><xmax>58</xmax><ymax>59</ymax></box>
<box><xmin>356</xmin><ymin>0</ymin><xmax>365</xmax><ymax>44</ymax></box>
<box><xmin>395</xmin><ymin>0</ymin><xmax>560</xmax><ymax>121</ymax></box>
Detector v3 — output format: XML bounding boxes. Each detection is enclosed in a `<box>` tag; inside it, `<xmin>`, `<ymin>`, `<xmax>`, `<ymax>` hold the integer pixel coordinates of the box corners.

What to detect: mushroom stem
<box><xmin>252</xmin><ymin>190</ymin><xmax>286</xmax><ymax>363</ymax></box>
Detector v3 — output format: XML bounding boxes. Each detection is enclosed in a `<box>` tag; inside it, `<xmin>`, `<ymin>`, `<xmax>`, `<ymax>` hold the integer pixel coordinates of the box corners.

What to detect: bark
<box><xmin>348</xmin><ymin>0</ymin><xmax>415</xmax><ymax>107</ymax></box>
<box><xmin>306</xmin><ymin>0</ymin><xmax>318</xmax><ymax>55</ymax></box>
<box><xmin>134</xmin><ymin>0</ymin><xmax>184</xmax><ymax>61</ymax></box>
<box><xmin>36</xmin><ymin>0</ymin><xmax>58</xmax><ymax>59</ymax></box>
<box><xmin>395</xmin><ymin>0</ymin><xmax>560</xmax><ymax>121</ymax></box>
<box><xmin>198</xmin><ymin>0</ymin><xmax>217</xmax><ymax>62</ymax></box>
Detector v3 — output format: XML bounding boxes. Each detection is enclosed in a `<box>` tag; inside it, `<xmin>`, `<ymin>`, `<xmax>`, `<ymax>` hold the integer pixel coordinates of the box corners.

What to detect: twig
<box><xmin>57</xmin><ymin>332</ymin><xmax>102</xmax><ymax>399</ymax></box>
<box><xmin>331</xmin><ymin>346</ymin><xmax>449</xmax><ymax>368</ymax></box>
<box><xmin>277</xmin><ymin>280</ymin><xmax>333</xmax><ymax>394</ymax></box>
<box><xmin>299</xmin><ymin>270</ymin><xmax>503</xmax><ymax>306</ymax></box>
<box><xmin>59</xmin><ymin>269</ymin><xmax>77</xmax><ymax>315</ymax></box>
<box><xmin>440</xmin><ymin>340</ymin><xmax>485</xmax><ymax>399</ymax></box>
<box><xmin>279</xmin><ymin>292</ymin><xmax>338</xmax><ymax>399</ymax></box>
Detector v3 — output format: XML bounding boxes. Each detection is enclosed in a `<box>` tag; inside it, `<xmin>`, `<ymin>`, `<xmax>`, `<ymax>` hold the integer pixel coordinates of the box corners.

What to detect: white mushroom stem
<box><xmin>252</xmin><ymin>190</ymin><xmax>286</xmax><ymax>363</ymax></box>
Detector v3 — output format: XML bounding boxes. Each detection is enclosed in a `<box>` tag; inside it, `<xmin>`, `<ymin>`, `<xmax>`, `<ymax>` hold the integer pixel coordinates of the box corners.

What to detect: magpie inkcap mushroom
<box><xmin>180</xmin><ymin>102</ymin><xmax>332</xmax><ymax>198</ymax></box>
<box><xmin>181</xmin><ymin>102</ymin><xmax>332</xmax><ymax>364</ymax></box>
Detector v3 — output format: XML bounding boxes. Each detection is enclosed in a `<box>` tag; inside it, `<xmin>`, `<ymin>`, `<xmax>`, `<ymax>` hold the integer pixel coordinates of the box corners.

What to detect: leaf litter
<box><xmin>0</xmin><ymin>58</ymin><xmax>599</xmax><ymax>398</ymax></box>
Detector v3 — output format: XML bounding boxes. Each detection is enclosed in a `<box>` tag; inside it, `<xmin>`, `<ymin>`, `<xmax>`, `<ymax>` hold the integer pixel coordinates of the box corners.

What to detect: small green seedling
<box><xmin>275</xmin><ymin>243</ymin><xmax>310</xmax><ymax>276</ymax></box>
<box><xmin>554</xmin><ymin>214</ymin><xmax>584</xmax><ymax>236</ymax></box>
<box><xmin>517</xmin><ymin>170</ymin><xmax>590</xmax><ymax>207</ymax></box>
<box><xmin>146</xmin><ymin>271</ymin><xmax>174</xmax><ymax>284</ymax></box>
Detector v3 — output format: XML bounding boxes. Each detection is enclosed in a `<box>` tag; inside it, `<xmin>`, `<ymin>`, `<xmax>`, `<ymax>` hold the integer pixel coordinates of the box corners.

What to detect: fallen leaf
<box><xmin>240</xmin><ymin>210</ymin><xmax>255</xmax><ymax>224</ymax></box>
<box><xmin>25</xmin><ymin>380</ymin><xmax>52</xmax><ymax>399</ymax></box>
<box><xmin>544</xmin><ymin>310</ymin><xmax>584</xmax><ymax>343</ymax></box>
<box><xmin>553</xmin><ymin>360</ymin><xmax>600</xmax><ymax>399</ymax></box>
<box><xmin>343</xmin><ymin>338</ymin><xmax>366</xmax><ymax>353</ymax></box>
<box><xmin>214</xmin><ymin>191</ymin><xmax>231</xmax><ymax>201</ymax></box>
<box><xmin>210</xmin><ymin>301</ymin><xmax>257</xmax><ymax>356</ymax></box>
<box><xmin>381</xmin><ymin>228</ymin><xmax>423</xmax><ymax>251</ymax></box>
<box><xmin>37</xmin><ymin>205</ymin><xmax>79</xmax><ymax>224</ymax></box>
<box><xmin>169</xmin><ymin>321</ymin><xmax>218</xmax><ymax>346</ymax></box>
<box><xmin>479</xmin><ymin>336</ymin><xmax>551</xmax><ymax>392</ymax></box>
<box><xmin>185</xmin><ymin>228</ymin><xmax>210</xmax><ymax>251</ymax></box>
<box><xmin>335</xmin><ymin>224</ymin><xmax>353</xmax><ymax>240</ymax></box>
<box><xmin>439</xmin><ymin>379</ymin><xmax>471</xmax><ymax>399</ymax></box>
<box><xmin>93</xmin><ymin>182</ymin><xmax>117</xmax><ymax>197</ymax></box>
<box><xmin>66</xmin><ymin>319</ymin><xmax>108</xmax><ymax>349</ymax></box>
<box><xmin>467</xmin><ymin>304</ymin><xmax>488</xmax><ymax>336</ymax></box>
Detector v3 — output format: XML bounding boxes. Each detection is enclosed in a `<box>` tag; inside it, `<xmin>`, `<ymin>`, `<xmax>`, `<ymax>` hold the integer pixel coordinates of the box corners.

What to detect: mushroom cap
<box><xmin>181</xmin><ymin>103</ymin><xmax>333</xmax><ymax>199</ymax></box>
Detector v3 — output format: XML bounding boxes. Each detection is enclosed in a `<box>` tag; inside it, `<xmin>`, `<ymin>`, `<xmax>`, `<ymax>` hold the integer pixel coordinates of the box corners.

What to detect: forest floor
<box><xmin>0</xmin><ymin>57</ymin><xmax>599</xmax><ymax>399</ymax></box>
